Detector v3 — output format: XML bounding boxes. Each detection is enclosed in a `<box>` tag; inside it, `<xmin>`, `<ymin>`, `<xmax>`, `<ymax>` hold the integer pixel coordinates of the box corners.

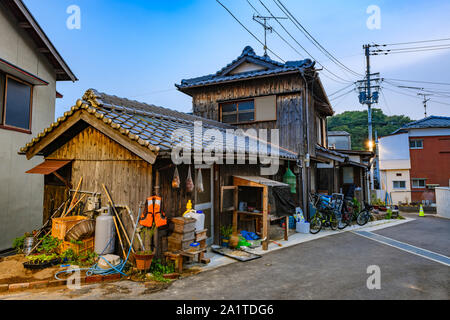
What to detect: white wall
<box><xmin>380</xmin><ymin>169</ymin><xmax>412</xmax><ymax>204</ymax></box>
<box><xmin>409</xmin><ymin>128</ymin><xmax>450</xmax><ymax>137</ymax></box>
<box><xmin>435</xmin><ymin>187</ymin><xmax>450</xmax><ymax>219</ymax></box>
<box><xmin>0</xmin><ymin>6</ymin><xmax>57</xmax><ymax>250</ymax></box>
<box><xmin>379</xmin><ymin>133</ymin><xmax>411</xmax><ymax>170</ymax></box>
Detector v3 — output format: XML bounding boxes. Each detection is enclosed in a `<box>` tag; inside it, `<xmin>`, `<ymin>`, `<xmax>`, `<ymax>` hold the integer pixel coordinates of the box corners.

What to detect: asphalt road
<box><xmin>2</xmin><ymin>214</ymin><xmax>449</xmax><ymax>300</ymax></box>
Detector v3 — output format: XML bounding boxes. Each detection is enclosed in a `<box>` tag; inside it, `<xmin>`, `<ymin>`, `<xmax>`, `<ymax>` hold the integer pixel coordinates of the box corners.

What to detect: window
<box><xmin>1</xmin><ymin>74</ymin><xmax>33</xmax><ymax>132</ymax></box>
<box><xmin>393</xmin><ymin>181</ymin><xmax>406</xmax><ymax>189</ymax></box>
<box><xmin>412</xmin><ymin>179</ymin><xmax>426</xmax><ymax>188</ymax></box>
<box><xmin>220</xmin><ymin>100</ymin><xmax>255</xmax><ymax>124</ymax></box>
<box><xmin>409</xmin><ymin>139</ymin><xmax>423</xmax><ymax>149</ymax></box>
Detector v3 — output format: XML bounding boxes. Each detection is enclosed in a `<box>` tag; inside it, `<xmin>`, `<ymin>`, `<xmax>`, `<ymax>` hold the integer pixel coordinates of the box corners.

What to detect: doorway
<box><xmin>194</xmin><ymin>165</ymin><xmax>214</xmax><ymax>245</ymax></box>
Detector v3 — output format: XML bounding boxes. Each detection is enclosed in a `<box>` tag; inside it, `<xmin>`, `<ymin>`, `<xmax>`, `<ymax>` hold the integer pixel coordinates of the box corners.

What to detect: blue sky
<box><xmin>24</xmin><ymin>0</ymin><xmax>450</xmax><ymax>120</ymax></box>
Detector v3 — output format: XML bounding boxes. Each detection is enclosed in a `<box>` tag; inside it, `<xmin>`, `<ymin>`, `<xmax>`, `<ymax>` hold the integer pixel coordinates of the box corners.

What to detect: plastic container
<box><xmin>296</xmin><ymin>221</ymin><xmax>310</xmax><ymax>234</ymax></box>
<box><xmin>94</xmin><ymin>212</ymin><xmax>116</xmax><ymax>255</ymax></box>
<box><xmin>183</xmin><ymin>210</ymin><xmax>205</xmax><ymax>232</ymax></box>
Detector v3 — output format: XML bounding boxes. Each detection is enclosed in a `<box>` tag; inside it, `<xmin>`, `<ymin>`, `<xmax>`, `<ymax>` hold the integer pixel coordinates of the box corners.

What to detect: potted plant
<box><xmin>134</xmin><ymin>225</ymin><xmax>156</xmax><ymax>271</ymax></box>
<box><xmin>220</xmin><ymin>225</ymin><xmax>233</xmax><ymax>248</ymax></box>
<box><xmin>23</xmin><ymin>253</ymin><xmax>60</xmax><ymax>269</ymax></box>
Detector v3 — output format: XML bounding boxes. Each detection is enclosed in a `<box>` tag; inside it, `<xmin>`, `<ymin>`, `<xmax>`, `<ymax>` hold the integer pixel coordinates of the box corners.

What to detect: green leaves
<box><xmin>328</xmin><ymin>109</ymin><xmax>412</xmax><ymax>150</ymax></box>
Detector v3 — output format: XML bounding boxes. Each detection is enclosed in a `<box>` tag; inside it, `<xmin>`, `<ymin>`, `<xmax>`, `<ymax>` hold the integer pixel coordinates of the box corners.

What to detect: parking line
<box><xmin>352</xmin><ymin>230</ymin><xmax>450</xmax><ymax>267</ymax></box>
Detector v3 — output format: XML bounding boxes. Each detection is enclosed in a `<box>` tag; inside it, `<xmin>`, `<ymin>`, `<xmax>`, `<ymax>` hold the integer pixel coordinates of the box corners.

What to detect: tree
<box><xmin>327</xmin><ymin>109</ymin><xmax>412</xmax><ymax>150</ymax></box>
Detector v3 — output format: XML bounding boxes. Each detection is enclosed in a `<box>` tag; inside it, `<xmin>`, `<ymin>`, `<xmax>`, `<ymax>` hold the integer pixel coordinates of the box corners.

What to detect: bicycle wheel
<box><xmin>337</xmin><ymin>217</ymin><xmax>348</xmax><ymax>230</ymax></box>
<box><xmin>330</xmin><ymin>214</ymin><xmax>338</xmax><ymax>230</ymax></box>
<box><xmin>357</xmin><ymin>211</ymin><xmax>369</xmax><ymax>226</ymax></box>
<box><xmin>309</xmin><ymin>215</ymin><xmax>322</xmax><ymax>234</ymax></box>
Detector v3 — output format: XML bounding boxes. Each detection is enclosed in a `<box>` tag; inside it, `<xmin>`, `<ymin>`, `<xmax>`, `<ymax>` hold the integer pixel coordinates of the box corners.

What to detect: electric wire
<box><xmin>273</xmin><ymin>0</ymin><xmax>363</xmax><ymax>78</ymax></box>
<box><xmin>216</xmin><ymin>0</ymin><xmax>285</xmax><ymax>62</ymax></box>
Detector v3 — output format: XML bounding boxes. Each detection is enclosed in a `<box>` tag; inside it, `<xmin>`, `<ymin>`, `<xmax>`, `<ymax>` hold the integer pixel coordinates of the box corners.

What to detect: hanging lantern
<box><xmin>283</xmin><ymin>164</ymin><xmax>297</xmax><ymax>194</ymax></box>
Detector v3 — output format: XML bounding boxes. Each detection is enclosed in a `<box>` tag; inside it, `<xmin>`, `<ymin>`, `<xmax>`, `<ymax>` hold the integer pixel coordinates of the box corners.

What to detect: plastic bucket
<box><xmin>296</xmin><ymin>222</ymin><xmax>310</xmax><ymax>234</ymax></box>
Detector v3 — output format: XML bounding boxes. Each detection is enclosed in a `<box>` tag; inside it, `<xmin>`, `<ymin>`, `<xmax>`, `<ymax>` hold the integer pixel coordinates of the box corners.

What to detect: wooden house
<box><xmin>176</xmin><ymin>46</ymin><xmax>353</xmax><ymax>214</ymax></box>
<box><xmin>20</xmin><ymin>89</ymin><xmax>298</xmax><ymax>253</ymax></box>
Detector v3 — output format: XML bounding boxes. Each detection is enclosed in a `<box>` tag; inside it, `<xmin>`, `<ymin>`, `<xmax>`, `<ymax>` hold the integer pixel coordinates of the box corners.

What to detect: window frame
<box><xmin>219</xmin><ymin>99</ymin><xmax>256</xmax><ymax>124</ymax></box>
<box><xmin>392</xmin><ymin>180</ymin><xmax>406</xmax><ymax>189</ymax></box>
<box><xmin>0</xmin><ymin>74</ymin><xmax>33</xmax><ymax>134</ymax></box>
<box><xmin>411</xmin><ymin>178</ymin><xmax>426</xmax><ymax>189</ymax></box>
<box><xmin>409</xmin><ymin>139</ymin><xmax>423</xmax><ymax>149</ymax></box>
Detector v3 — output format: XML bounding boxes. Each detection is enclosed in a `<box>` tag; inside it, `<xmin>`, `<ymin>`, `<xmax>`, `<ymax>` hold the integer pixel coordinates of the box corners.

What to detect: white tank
<box><xmin>184</xmin><ymin>210</ymin><xmax>205</xmax><ymax>232</ymax></box>
<box><xmin>94</xmin><ymin>211</ymin><xmax>116</xmax><ymax>254</ymax></box>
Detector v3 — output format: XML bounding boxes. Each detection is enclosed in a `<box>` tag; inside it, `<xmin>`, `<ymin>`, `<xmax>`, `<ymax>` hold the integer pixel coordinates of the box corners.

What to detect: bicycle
<box><xmin>309</xmin><ymin>193</ymin><xmax>339</xmax><ymax>234</ymax></box>
<box><xmin>337</xmin><ymin>198</ymin><xmax>356</xmax><ymax>230</ymax></box>
<box><xmin>356</xmin><ymin>202</ymin><xmax>374</xmax><ymax>226</ymax></box>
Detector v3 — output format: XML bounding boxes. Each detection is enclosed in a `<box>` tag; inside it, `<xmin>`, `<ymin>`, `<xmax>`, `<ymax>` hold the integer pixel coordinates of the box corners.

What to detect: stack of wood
<box><xmin>195</xmin><ymin>229</ymin><xmax>207</xmax><ymax>249</ymax></box>
<box><xmin>168</xmin><ymin>217</ymin><xmax>196</xmax><ymax>251</ymax></box>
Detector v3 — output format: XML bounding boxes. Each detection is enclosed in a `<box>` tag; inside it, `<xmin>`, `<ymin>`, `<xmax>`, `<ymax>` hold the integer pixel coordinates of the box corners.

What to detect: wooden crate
<box><xmin>195</xmin><ymin>229</ymin><xmax>207</xmax><ymax>241</ymax></box>
<box><xmin>169</xmin><ymin>230</ymin><xmax>195</xmax><ymax>242</ymax></box>
<box><xmin>52</xmin><ymin>216</ymin><xmax>88</xmax><ymax>240</ymax></box>
<box><xmin>168</xmin><ymin>238</ymin><xmax>194</xmax><ymax>251</ymax></box>
<box><xmin>59</xmin><ymin>237</ymin><xmax>94</xmax><ymax>256</ymax></box>
<box><xmin>171</xmin><ymin>217</ymin><xmax>196</xmax><ymax>233</ymax></box>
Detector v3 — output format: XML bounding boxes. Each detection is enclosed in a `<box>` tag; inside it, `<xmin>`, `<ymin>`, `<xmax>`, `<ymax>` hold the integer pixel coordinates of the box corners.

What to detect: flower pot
<box><xmin>134</xmin><ymin>253</ymin><xmax>154</xmax><ymax>271</ymax></box>
<box><xmin>221</xmin><ymin>238</ymin><xmax>229</xmax><ymax>248</ymax></box>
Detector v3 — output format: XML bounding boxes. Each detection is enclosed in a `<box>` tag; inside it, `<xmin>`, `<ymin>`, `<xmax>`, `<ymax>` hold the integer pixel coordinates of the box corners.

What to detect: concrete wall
<box><xmin>0</xmin><ymin>6</ymin><xmax>57</xmax><ymax>250</ymax></box>
<box><xmin>380</xmin><ymin>169</ymin><xmax>411</xmax><ymax>204</ymax></box>
<box><xmin>328</xmin><ymin>135</ymin><xmax>351</xmax><ymax>150</ymax></box>
<box><xmin>379</xmin><ymin>133</ymin><xmax>411</xmax><ymax>170</ymax></box>
<box><xmin>435</xmin><ymin>187</ymin><xmax>450</xmax><ymax>219</ymax></box>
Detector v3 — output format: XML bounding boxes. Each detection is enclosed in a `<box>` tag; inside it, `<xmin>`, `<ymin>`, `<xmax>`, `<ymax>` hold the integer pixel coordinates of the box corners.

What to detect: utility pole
<box><xmin>253</xmin><ymin>15</ymin><xmax>287</xmax><ymax>56</ymax></box>
<box><xmin>357</xmin><ymin>44</ymin><xmax>380</xmax><ymax>197</ymax></box>
<box><xmin>417</xmin><ymin>93</ymin><xmax>431</xmax><ymax>117</ymax></box>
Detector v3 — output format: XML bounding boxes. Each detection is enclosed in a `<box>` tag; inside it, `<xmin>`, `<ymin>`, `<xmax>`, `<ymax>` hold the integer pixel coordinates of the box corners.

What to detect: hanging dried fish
<box><xmin>186</xmin><ymin>165</ymin><xmax>194</xmax><ymax>193</ymax></box>
<box><xmin>172</xmin><ymin>166</ymin><xmax>180</xmax><ymax>189</ymax></box>
<box><xmin>196</xmin><ymin>168</ymin><xmax>204</xmax><ymax>193</ymax></box>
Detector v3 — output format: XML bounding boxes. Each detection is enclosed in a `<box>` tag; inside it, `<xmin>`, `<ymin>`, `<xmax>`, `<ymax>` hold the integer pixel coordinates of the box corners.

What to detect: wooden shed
<box><xmin>21</xmin><ymin>89</ymin><xmax>299</xmax><ymax>255</ymax></box>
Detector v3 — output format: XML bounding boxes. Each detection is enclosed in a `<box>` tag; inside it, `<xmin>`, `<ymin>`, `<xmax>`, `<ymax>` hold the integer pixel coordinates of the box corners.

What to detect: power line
<box><xmin>383</xmin><ymin>78</ymin><xmax>450</xmax><ymax>86</ymax></box>
<box><xmin>329</xmin><ymin>88</ymin><xmax>355</xmax><ymax>101</ymax></box>
<box><xmin>372</xmin><ymin>46</ymin><xmax>450</xmax><ymax>55</ymax></box>
<box><xmin>375</xmin><ymin>37</ymin><xmax>450</xmax><ymax>47</ymax></box>
<box><xmin>215</xmin><ymin>0</ymin><xmax>285</xmax><ymax>62</ymax></box>
<box><xmin>273</xmin><ymin>0</ymin><xmax>363</xmax><ymax>78</ymax></box>
<box><xmin>246</xmin><ymin>0</ymin><xmax>305</xmax><ymax>59</ymax></box>
<box><xmin>254</xmin><ymin>0</ymin><xmax>354</xmax><ymax>84</ymax></box>
<box><xmin>328</xmin><ymin>83</ymin><xmax>356</xmax><ymax>97</ymax></box>
<box><xmin>379</xmin><ymin>88</ymin><xmax>392</xmax><ymax>115</ymax></box>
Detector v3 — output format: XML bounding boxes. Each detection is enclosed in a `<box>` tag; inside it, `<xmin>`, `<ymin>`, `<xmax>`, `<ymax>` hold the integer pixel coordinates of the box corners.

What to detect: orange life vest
<box><xmin>139</xmin><ymin>196</ymin><xmax>167</xmax><ymax>228</ymax></box>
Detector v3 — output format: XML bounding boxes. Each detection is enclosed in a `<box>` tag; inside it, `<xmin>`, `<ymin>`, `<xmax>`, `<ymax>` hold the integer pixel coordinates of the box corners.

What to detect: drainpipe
<box><xmin>300</xmin><ymin>70</ymin><xmax>310</xmax><ymax>218</ymax></box>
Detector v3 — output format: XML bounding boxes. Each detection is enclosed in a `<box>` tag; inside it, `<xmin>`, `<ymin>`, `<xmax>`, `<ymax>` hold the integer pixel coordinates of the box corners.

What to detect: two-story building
<box><xmin>0</xmin><ymin>0</ymin><xmax>76</xmax><ymax>251</ymax></box>
<box><xmin>176</xmin><ymin>46</ymin><xmax>348</xmax><ymax>216</ymax></box>
<box><xmin>379</xmin><ymin>116</ymin><xmax>450</xmax><ymax>204</ymax></box>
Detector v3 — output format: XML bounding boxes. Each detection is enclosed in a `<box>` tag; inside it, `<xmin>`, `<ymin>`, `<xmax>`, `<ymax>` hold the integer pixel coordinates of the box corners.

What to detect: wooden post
<box><xmin>262</xmin><ymin>186</ymin><xmax>269</xmax><ymax>250</ymax></box>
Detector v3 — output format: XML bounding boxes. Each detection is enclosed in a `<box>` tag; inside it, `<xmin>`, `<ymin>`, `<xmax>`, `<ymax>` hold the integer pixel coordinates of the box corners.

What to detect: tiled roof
<box><xmin>315</xmin><ymin>145</ymin><xmax>348</xmax><ymax>161</ymax></box>
<box><xmin>327</xmin><ymin>131</ymin><xmax>350</xmax><ymax>136</ymax></box>
<box><xmin>392</xmin><ymin>116</ymin><xmax>450</xmax><ymax>134</ymax></box>
<box><xmin>21</xmin><ymin>89</ymin><xmax>297</xmax><ymax>160</ymax></box>
<box><xmin>176</xmin><ymin>46</ymin><xmax>314</xmax><ymax>89</ymax></box>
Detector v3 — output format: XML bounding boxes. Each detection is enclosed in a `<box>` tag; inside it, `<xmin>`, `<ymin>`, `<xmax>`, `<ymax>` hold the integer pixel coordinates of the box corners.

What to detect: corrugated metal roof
<box><xmin>392</xmin><ymin>116</ymin><xmax>450</xmax><ymax>134</ymax></box>
<box><xmin>234</xmin><ymin>176</ymin><xmax>289</xmax><ymax>187</ymax></box>
<box><xmin>26</xmin><ymin>160</ymin><xmax>71</xmax><ymax>175</ymax></box>
<box><xmin>21</xmin><ymin>89</ymin><xmax>298</xmax><ymax>161</ymax></box>
<box><xmin>176</xmin><ymin>46</ymin><xmax>314</xmax><ymax>89</ymax></box>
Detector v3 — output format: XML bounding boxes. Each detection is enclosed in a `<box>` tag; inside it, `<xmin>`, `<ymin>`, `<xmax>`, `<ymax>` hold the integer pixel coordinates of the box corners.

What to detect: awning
<box><xmin>26</xmin><ymin>160</ymin><xmax>71</xmax><ymax>175</ymax></box>
<box><xmin>0</xmin><ymin>57</ymin><xmax>48</xmax><ymax>85</ymax></box>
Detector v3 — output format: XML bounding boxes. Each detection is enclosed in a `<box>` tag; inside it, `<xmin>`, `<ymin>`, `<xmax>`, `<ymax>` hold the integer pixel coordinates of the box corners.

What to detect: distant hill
<box><xmin>327</xmin><ymin>109</ymin><xmax>413</xmax><ymax>150</ymax></box>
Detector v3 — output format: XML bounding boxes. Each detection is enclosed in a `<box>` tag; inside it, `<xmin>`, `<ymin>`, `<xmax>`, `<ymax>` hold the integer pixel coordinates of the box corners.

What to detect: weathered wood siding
<box><xmin>45</xmin><ymin>127</ymin><xmax>153</xmax><ymax>235</ymax></box>
<box><xmin>189</xmin><ymin>74</ymin><xmax>307</xmax><ymax>155</ymax></box>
